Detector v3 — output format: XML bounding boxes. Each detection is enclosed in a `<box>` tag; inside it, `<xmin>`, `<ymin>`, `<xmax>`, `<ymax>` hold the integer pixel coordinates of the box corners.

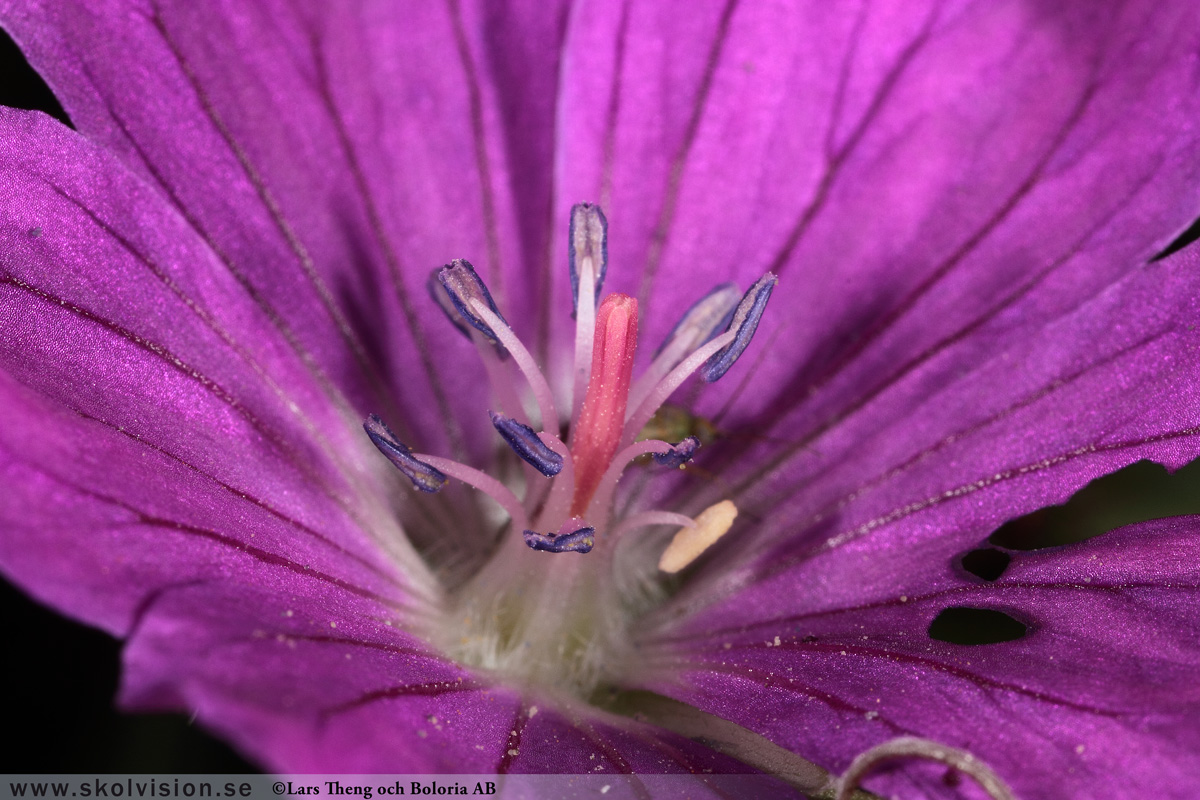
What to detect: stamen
<box><xmin>428</xmin><ymin>269</ymin><xmax>508</xmax><ymax>359</ymax></box>
<box><xmin>490</xmin><ymin>411</ymin><xmax>564</xmax><ymax>477</ymax></box>
<box><xmin>363</xmin><ymin>414</ymin><xmax>447</xmax><ymax>492</ymax></box>
<box><xmin>524</xmin><ymin>518</ymin><xmax>596</xmax><ymax>554</ymax></box>
<box><xmin>415</xmin><ymin>453</ymin><xmax>528</xmax><ymax>534</ymax></box>
<box><xmin>476</xmin><ymin>339</ymin><xmax>528</xmax><ymax>423</ymax></box>
<box><xmin>570</xmin><ymin>203</ymin><xmax>608</xmax><ymax>420</ymax></box>
<box><xmin>701</xmin><ymin>273</ymin><xmax>777</xmax><ymax>382</ymax></box>
<box><xmin>427</xmin><ymin>271</ymin><xmax>471</xmax><ymax>339</ymax></box>
<box><xmin>622</xmin><ymin>273</ymin><xmax>777</xmax><ymax>445</ymax></box>
<box><xmin>622</xmin><ymin>329</ymin><xmax>736</xmax><ymax>445</ymax></box>
<box><xmin>536</xmin><ymin>434</ymin><xmax>576</xmax><ymax>528</ymax></box>
<box><xmin>469</xmin><ymin>300</ymin><xmax>559</xmax><ymax>432</ymax></box>
<box><xmin>658</xmin><ymin>500</ymin><xmax>738</xmax><ymax>573</ymax></box>
<box><xmin>608</xmin><ymin>510</ymin><xmax>695</xmax><ymax>542</ymax></box>
<box><xmin>651</xmin><ymin>436</ymin><xmax>700</xmax><ymax>468</ymax></box>
<box><xmin>569</xmin><ymin>203</ymin><xmax>608</xmax><ymax>313</ymax></box>
<box><xmin>570</xmin><ymin>294</ymin><xmax>638</xmax><ymax>516</ymax></box>
<box><xmin>627</xmin><ymin>283</ymin><xmax>741</xmax><ymax>413</ymax></box>
<box><xmin>584</xmin><ymin>438</ymin><xmax>690</xmax><ymax>522</ymax></box>
<box><xmin>436</xmin><ymin>259</ymin><xmax>507</xmax><ymax>347</ymax></box>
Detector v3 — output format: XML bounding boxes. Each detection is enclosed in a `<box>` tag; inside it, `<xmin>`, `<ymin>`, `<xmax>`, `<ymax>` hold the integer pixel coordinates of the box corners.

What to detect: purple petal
<box><xmin>119</xmin><ymin>581</ymin><xmax>513</xmax><ymax>772</ymax></box>
<box><xmin>643</xmin><ymin>518</ymin><xmax>1200</xmax><ymax>798</ymax></box>
<box><xmin>0</xmin><ymin>109</ymin><xmax>433</xmax><ymax>635</ymax></box>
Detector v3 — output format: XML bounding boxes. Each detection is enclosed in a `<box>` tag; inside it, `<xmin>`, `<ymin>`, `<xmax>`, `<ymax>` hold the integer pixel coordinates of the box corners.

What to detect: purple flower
<box><xmin>3</xmin><ymin>1</ymin><xmax>1200</xmax><ymax>797</ymax></box>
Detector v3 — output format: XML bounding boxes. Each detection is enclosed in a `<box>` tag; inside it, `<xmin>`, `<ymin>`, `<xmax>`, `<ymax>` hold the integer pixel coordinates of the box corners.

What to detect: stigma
<box><xmin>365</xmin><ymin>203</ymin><xmax>774</xmax><ymax>572</ymax></box>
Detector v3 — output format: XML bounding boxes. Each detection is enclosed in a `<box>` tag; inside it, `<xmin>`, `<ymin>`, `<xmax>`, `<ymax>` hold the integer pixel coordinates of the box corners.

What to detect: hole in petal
<box><xmin>959</xmin><ymin>548</ymin><xmax>1010</xmax><ymax>582</ymax></box>
<box><xmin>928</xmin><ymin>607</ymin><xmax>1026</xmax><ymax>645</ymax></box>
<box><xmin>1150</xmin><ymin>214</ymin><xmax>1200</xmax><ymax>262</ymax></box>
<box><xmin>0</xmin><ymin>28</ymin><xmax>72</xmax><ymax>128</ymax></box>
<box><xmin>989</xmin><ymin>457</ymin><xmax>1200</xmax><ymax>550</ymax></box>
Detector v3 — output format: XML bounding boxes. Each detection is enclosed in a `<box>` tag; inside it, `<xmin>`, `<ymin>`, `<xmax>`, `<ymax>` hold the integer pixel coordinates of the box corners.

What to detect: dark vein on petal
<box><xmin>622</xmin><ymin>725</ymin><xmax>737</xmax><ymax>783</ymax></box>
<box><xmin>12</xmin><ymin>170</ymin><xmax>440</xmax><ymax>540</ymax></box>
<box><xmin>636</xmin><ymin>0</ymin><xmax>739</xmax><ymax>312</ymax></box>
<box><xmin>324</xmin><ymin>678</ymin><xmax>483</xmax><ymax>716</ymax></box>
<box><xmin>446</xmin><ymin>0</ymin><xmax>506</xmax><ymax>308</ymax></box>
<box><xmin>135</xmin><ymin>516</ymin><xmax>411</xmax><ymax>610</ymax></box>
<box><xmin>14</xmin><ymin>455</ymin><xmax>413</xmax><ymax>611</ymax></box>
<box><xmin>678</xmin><ymin>578</ymin><xmax>1197</xmax><ymax>644</ymax></box>
<box><xmin>286</xmin><ymin>633</ymin><xmax>453</xmax><ymax>666</ymax></box>
<box><xmin>306</xmin><ymin>24</ymin><xmax>464</xmax><ymax>458</ymax></box>
<box><xmin>598</xmin><ymin>0</ymin><xmax>632</xmax><ymax>215</ymax></box>
<box><xmin>767</xmin><ymin>4</ymin><xmax>938</xmax><ymax>279</ymax></box>
<box><xmin>696</xmin><ymin>663</ymin><xmax>907</xmax><ymax>735</ymax></box>
<box><xmin>724</xmin><ymin>78</ymin><xmax>1110</xmax><ymax>508</ymax></box>
<box><xmin>41</xmin><ymin>178</ymin><xmax>362</xmax><ymax>476</ymax></box>
<box><xmin>66</xmin><ymin>404</ymin><xmax>408</xmax><ymax>590</ymax></box>
<box><xmin>782</xmin><ymin>75</ymin><xmax>1101</xmax><ymax>427</ymax></box>
<box><xmin>91</xmin><ymin>86</ymin><xmax>372</xmax><ymax>438</ymax></box>
<box><xmin>147</xmin><ymin>6</ymin><xmax>401</xmax><ymax>421</ymax></box>
<box><xmin>744</xmin><ymin>164</ymin><xmax>1162</xmax><ymax>511</ymax></box>
<box><xmin>752</xmin><ymin>329</ymin><xmax>1167</xmax><ymax>540</ymax></box>
<box><xmin>1</xmin><ymin>276</ymin><xmax>262</xmax><ymax>435</ymax></box>
<box><xmin>124</xmin><ymin>578</ymin><xmax>213</xmax><ymax>642</ymax></box>
<box><xmin>496</xmin><ymin>701</ymin><xmax>530</xmax><ymax>774</ymax></box>
<box><xmin>0</xmin><ymin>275</ymin><xmax>365</xmax><ymax>516</ymax></box>
<box><xmin>810</xmin><ymin>424</ymin><xmax>1200</xmax><ymax>558</ymax></box>
<box><xmin>823</xmin><ymin>0</ymin><xmax>869</xmax><ymax>162</ymax></box>
<box><xmin>577</xmin><ymin>718</ymin><xmax>647</xmax><ymax>784</ymax></box>
<box><xmin>709</xmin><ymin>638</ymin><xmax>1128</xmax><ymax>719</ymax></box>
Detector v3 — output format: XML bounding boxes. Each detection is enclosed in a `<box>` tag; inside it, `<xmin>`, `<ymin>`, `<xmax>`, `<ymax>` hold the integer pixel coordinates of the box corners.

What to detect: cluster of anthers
<box><xmin>364</xmin><ymin>203</ymin><xmax>774</xmax><ymax>692</ymax></box>
<box><xmin>362</xmin><ymin>205</ymin><xmax>1018</xmax><ymax>799</ymax></box>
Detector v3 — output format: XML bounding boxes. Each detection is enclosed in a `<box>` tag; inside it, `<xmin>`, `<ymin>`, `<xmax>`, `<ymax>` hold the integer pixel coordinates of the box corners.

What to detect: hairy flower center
<box><xmin>365</xmin><ymin>203</ymin><xmax>775</xmax><ymax>695</ymax></box>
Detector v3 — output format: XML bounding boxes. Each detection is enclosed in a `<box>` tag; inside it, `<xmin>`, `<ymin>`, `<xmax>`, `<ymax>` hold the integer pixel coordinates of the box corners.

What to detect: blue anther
<box><xmin>428</xmin><ymin>269</ymin><xmax>508</xmax><ymax>358</ymax></box>
<box><xmin>652</xmin><ymin>436</ymin><xmax>700</xmax><ymax>468</ymax></box>
<box><xmin>363</xmin><ymin>414</ymin><xmax>447</xmax><ymax>493</ymax></box>
<box><xmin>490</xmin><ymin>411</ymin><xmax>564</xmax><ymax>477</ymax></box>
<box><xmin>427</xmin><ymin>270</ymin><xmax>471</xmax><ymax>339</ymax></box>
<box><xmin>523</xmin><ymin>525</ymin><xmax>596</xmax><ymax>554</ymax></box>
<box><xmin>568</xmin><ymin>203</ymin><xmax>608</xmax><ymax>314</ymax></box>
<box><xmin>655</xmin><ymin>282</ymin><xmax>741</xmax><ymax>357</ymax></box>
<box><xmin>436</xmin><ymin>259</ymin><xmax>506</xmax><ymax>345</ymax></box>
<box><xmin>701</xmin><ymin>273</ymin><xmax>777</xmax><ymax>382</ymax></box>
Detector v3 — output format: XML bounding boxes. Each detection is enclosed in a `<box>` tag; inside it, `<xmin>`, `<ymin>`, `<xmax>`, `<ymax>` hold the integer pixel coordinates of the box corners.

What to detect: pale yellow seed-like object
<box><xmin>658</xmin><ymin>500</ymin><xmax>738</xmax><ymax>573</ymax></box>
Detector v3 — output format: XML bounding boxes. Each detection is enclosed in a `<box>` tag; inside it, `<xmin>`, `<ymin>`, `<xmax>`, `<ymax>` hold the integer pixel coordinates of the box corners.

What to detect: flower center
<box><xmin>365</xmin><ymin>203</ymin><xmax>775</xmax><ymax>694</ymax></box>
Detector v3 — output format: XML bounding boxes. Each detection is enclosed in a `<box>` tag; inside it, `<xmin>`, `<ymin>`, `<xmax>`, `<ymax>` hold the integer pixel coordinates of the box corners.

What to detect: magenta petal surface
<box><xmin>2</xmin><ymin>0</ymin><xmax>1200</xmax><ymax>792</ymax></box>
<box><xmin>0</xmin><ymin>108</ymin><xmax>430</xmax><ymax>634</ymax></box>
<box><xmin>643</xmin><ymin>518</ymin><xmax>1200</xmax><ymax>798</ymax></box>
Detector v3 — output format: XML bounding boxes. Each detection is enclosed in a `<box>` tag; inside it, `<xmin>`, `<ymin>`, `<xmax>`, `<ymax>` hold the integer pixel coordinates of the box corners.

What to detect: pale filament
<box><xmin>571</xmin><ymin>253</ymin><xmax>598</xmax><ymax>425</ymax></box>
<box><xmin>415</xmin><ymin>454</ymin><xmax>529</xmax><ymax>534</ymax></box>
<box><xmin>623</xmin><ymin>329</ymin><xmax>737</xmax><ymax>445</ymax></box>
<box><xmin>585</xmin><ymin>439</ymin><xmax>680</xmax><ymax>522</ymax></box>
<box><xmin>608</xmin><ymin>510</ymin><xmax>695</xmax><ymax>542</ymax></box>
<box><xmin>536</xmin><ymin>434</ymin><xmax>576</xmax><ymax>530</ymax></box>
<box><xmin>473</xmin><ymin>332</ymin><xmax>531</xmax><ymax>425</ymax></box>
<box><xmin>469</xmin><ymin>300</ymin><xmax>559</xmax><ymax>433</ymax></box>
